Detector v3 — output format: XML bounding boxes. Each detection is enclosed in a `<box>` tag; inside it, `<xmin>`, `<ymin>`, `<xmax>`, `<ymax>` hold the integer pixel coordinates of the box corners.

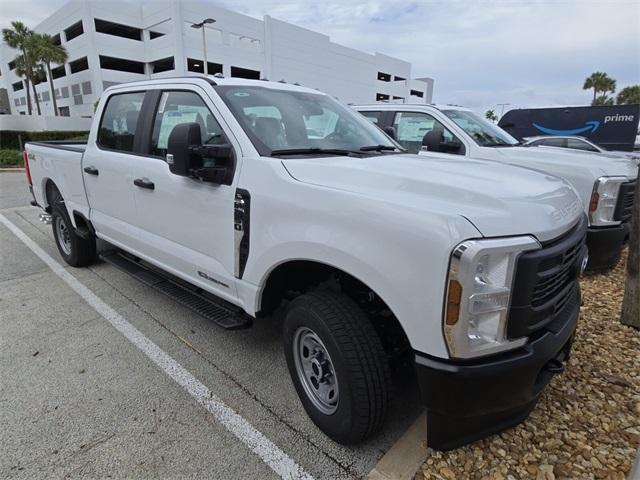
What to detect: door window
<box><xmin>97</xmin><ymin>91</ymin><xmax>145</xmax><ymax>152</ymax></box>
<box><xmin>150</xmin><ymin>90</ymin><xmax>227</xmax><ymax>157</ymax></box>
<box><xmin>359</xmin><ymin>111</ymin><xmax>382</xmax><ymax>125</ymax></box>
<box><xmin>567</xmin><ymin>138</ymin><xmax>599</xmax><ymax>152</ymax></box>
<box><xmin>540</xmin><ymin>138</ymin><xmax>567</xmax><ymax>148</ymax></box>
<box><xmin>393</xmin><ymin>112</ymin><xmax>456</xmax><ymax>154</ymax></box>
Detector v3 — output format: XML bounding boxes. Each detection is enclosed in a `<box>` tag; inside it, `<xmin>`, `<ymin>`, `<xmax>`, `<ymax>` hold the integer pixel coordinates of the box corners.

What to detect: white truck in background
<box><xmin>24</xmin><ymin>76</ymin><xmax>588</xmax><ymax>450</ymax></box>
<box><xmin>355</xmin><ymin>104</ymin><xmax>637</xmax><ymax>271</ymax></box>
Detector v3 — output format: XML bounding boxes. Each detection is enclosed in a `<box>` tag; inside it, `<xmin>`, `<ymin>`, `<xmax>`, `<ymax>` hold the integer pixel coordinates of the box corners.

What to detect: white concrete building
<box><xmin>0</xmin><ymin>1</ymin><xmax>434</xmax><ymax>118</ymax></box>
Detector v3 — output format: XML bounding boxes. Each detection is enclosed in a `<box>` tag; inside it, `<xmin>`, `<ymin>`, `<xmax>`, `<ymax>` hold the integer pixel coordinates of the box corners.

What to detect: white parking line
<box><xmin>0</xmin><ymin>213</ymin><xmax>314</xmax><ymax>480</ymax></box>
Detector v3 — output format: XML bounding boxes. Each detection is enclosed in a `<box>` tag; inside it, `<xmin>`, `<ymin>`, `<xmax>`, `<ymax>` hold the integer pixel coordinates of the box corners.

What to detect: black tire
<box><xmin>51</xmin><ymin>203</ymin><xmax>96</xmax><ymax>267</ymax></box>
<box><xmin>283</xmin><ymin>290</ymin><xmax>391</xmax><ymax>444</ymax></box>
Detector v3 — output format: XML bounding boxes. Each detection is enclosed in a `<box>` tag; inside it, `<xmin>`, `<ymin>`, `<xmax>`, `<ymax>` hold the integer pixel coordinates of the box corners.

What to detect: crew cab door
<box><xmin>126</xmin><ymin>87</ymin><xmax>240</xmax><ymax>302</ymax></box>
<box><xmin>82</xmin><ymin>90</ymin><xmax>146</xmax><ymax>249</ymax></box>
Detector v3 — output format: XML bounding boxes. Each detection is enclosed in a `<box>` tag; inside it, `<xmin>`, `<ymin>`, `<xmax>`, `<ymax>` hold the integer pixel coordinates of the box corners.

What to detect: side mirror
<box><xmin>167</xmin><ymin>122</ymin><xmax>201</xmax><ymax>176</ymax></box>
<box><xmin>422</xmin><ymin>129</ymin><xmax>444</xmax><ymax>152</ymax></box>
<box><xmin>382</xmin><ymin>126</ymin><xmax>396</xmax><ymax>140</ymax></box>
<box><xmin>167</xmin><ymin>122</ymin><xmax>233</xmax><ymax>184</ymax></box>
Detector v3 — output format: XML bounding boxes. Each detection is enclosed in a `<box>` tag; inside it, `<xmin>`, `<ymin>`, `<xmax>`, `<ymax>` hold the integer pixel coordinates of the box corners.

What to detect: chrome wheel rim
<box><xmin>293</xmin><ymin>327</ymin><xmax>339</xmax><ymax>415</ymax></box>
<box><xmin>55</xmin><ymin>215</ymin><xmax>72</xmax><ymax>255</ymax></box>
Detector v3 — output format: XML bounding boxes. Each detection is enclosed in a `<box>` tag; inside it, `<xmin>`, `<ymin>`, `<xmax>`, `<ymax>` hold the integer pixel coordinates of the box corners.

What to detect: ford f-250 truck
<box><xmin>355</xmin><ymin>104</ymin><xmax>637</xmax><ymax>271</ymax></box>
<box><xmin>25</xmin><ymin>76</ymin><xmax>588</xmax><ymax>450</ymax></box>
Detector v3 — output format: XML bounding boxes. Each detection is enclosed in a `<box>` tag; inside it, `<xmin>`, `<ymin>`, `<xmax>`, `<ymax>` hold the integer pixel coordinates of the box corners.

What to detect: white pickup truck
<box><xmin>355</xmin><ymin>104</ymin><xmax>637</xmax><ymax>271</ymax></box>
<box><xmin>25</xmin><ymin>76</ymin><xmax>588</xmax><ymax>451</ymax></box>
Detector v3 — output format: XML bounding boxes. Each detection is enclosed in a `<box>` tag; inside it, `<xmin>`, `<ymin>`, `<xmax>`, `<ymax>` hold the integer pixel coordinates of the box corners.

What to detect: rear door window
<box><xmin>97</xmin><ymin>91</ymin><xmax>145</xmax><ymax>152</ymax></box>
<box><xmin>541</xmin><ymin>138</ymin><xmax>568</xmax><ymax>148</ymax></box>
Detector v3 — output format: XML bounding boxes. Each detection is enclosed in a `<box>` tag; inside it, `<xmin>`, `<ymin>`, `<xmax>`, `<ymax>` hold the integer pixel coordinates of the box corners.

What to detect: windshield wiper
<box><xmin>359</xmin><ymin>144</ymin><xmax>404</xmax><ymax>152</ymax></box>
<box><xmin>270</xmin><ymin>148</ymin><xmax>364</xmax><ymax>156</ymax></box>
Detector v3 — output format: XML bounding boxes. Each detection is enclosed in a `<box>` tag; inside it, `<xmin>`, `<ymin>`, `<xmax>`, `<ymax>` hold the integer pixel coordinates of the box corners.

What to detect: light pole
<box><xmin>191</xmin><ymin>18</ymin><xmax>216</xmax><ymax>75</ymax></box>
<box><xmin>496</xmin><ymin>103</ymin><xmax>511</xmax><ymax>117</ymax></box>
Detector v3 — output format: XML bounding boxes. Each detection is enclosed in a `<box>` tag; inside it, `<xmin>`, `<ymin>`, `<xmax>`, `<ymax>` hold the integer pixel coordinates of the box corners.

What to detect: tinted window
<box><xmin>150</xmin><ymin>91</ymin><xmax>227</xmax><ymax>158</ymax></box>
<box><xmin>541</xmin><ymin>138</ymin><xmax>567</xmax><ymax>148</ymax></box>
<box><xmin>567</xmin><ymin>138</ymin><xmax>599</xmax><ymax>152</ymax></box>
<box><xmin>360</xmin><ymin>111</ymin><xmax>382</xmax><ymax>124</ymax></box>
<box><xmin>97</xmin><ymin>91</ymin><xmax>145</xmax><ymax>152</ymax></box>
<box><xmin>393</xmin><ymin>112</ymin><xmax>457</xmax><ymax>154</ymax></box>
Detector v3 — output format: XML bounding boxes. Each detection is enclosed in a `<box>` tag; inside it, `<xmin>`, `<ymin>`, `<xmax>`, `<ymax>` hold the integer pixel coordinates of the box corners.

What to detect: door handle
<box><xmin>134</xmin><ymin>178</ymin><xmax>155</xmax><ymax>190</ymax></box>
<box><xmin>83</xmin><ymin>166</ymin><xmax>99</xmax><ymax>176</ymax></box>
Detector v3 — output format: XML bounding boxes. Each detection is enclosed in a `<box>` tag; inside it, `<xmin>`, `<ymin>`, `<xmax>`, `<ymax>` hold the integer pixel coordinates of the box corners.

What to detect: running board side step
<box><xmin>99</xmin><ymin>249</ymin><xmax>252</xmax><ymax>330</ymax></box>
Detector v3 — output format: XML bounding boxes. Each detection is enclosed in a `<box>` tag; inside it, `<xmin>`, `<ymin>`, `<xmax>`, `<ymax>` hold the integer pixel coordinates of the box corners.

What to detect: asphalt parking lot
<box><xmin>0</xmin><ymin>171</ymin><xmax>424</xmax><ymax>479</ymax></box>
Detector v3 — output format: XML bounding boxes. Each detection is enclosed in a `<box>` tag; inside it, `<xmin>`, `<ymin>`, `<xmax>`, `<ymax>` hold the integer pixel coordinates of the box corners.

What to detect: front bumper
<box><xmin>414</xmin><ymin>286</ymin><xmax>580</xmax><ymax>451</ymax></box>
<box><xmin>586</xmin><ymin>224</ymin><xmax>629</xmax><ymax>271</ymax></box>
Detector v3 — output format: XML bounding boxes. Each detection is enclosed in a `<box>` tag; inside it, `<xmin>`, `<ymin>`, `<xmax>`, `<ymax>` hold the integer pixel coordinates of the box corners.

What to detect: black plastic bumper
<box><xmin>586</xmin><ymin>224</ymin><xmax>629</xmax><ymax>271</ymax></box>
<box><xmin>414</xmin><ymin>287</ymin><xmax>580</xmax><ymax>451</ymax></box>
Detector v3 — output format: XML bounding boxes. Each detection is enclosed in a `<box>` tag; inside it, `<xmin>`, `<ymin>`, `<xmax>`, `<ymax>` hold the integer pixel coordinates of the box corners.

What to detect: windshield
<box><xmin>215</xmin><ymin>85</ymin><xmax>401</xmax><ymax>156</ymax></box>
<box><xmin>442</xmin><ymin>109</ymin><xmax>519</xmax><ymax>147</ymax></box>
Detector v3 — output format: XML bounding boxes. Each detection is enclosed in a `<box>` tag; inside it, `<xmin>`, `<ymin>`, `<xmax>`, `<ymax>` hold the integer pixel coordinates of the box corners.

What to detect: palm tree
<box><xmin>583</xmin><ymin>72</ymin><xmax>616</xmax><ymax>105</ymax></box>
<box><xmin>13</xmin><ymin>54</ymin><xmax>43</xmax><ymax>115</ymax></box>
<box><xmin>617</xmin><ymin>85</ymin><xmax>640</xmax><ymax>105</ymax></box>
<box><xmin>485</xmin><ymin>109</ymin><xmax>498</xmax><ymax>122</ymax></box>
<box><xmin>32</xmin><ymin>33</ymin><xmax>68</xmax><ymax>116</ymax></box>
<box><xmin>2</xmin><ymin>21</ymin><xmax>35</xmax><ymax>115</ymax></box>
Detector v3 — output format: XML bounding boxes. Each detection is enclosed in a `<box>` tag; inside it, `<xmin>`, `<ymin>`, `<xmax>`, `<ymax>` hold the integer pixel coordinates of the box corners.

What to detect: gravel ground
<box><xmin>418</xmin><ymin>249</ymin><xmax>639</xmax><ymax>480</ymax></box>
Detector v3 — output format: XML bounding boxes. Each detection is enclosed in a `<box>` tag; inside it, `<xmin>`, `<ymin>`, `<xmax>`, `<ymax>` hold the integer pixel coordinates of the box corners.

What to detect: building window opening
<box><xmin>8</xmin><ymin>60</ymin><xmax>16</xmax><ymax>70</ymax></box>
<box><xmin>69</xmin><ymin>57</ymin><xmax>89</xmax><ymax>73</ymax></box>
<box><xmin>231</xmin><ymin>66</ymin><xmax>260</xmax><ymax>79</ymax></box>
<box><xmin>64</xmin><ymin>21</ymin><xmax>84</xmax><ymax>41</ymax></box>
<box><xmin>394</xmin><ymin>75</ymin><xmax>406</xmax><ymax>82</ymax></box>
<box><xmin>99</xmin><ymin>55</ymin><xmax>145</xmax><ymax>74</ymax></box>
<box><xmin>12</xmin><ymin>81</ymin><xmax>24</xmax><ymax>92</ymax></box>
<box><xmin>51</xmin><ymin>65</ymin><xmax>66</xmax><ymax>79</ymax></box>
<box><xmin>410</xmin><ymin>89</ymin><xmax>424</xmax><ymax>98</ymax></box>
<box><xmin>52</xmin><ymin>33</ymin><xmax>61</xmax><ymax>45</ymax></box>
<box><xmin>377</xmin><ymin>72</ymin><xmax>391</xmax><ymax>82</ymax></box>
<box><xmin>187</xmin><ymin>58</ymin><xmax>222</xmax><ymax>74</ymax></box>
<box><xmin>149</xmin><ymin>31</ymin><xmax>165</xmax><ymax>39</ymax></box>
<box><xmin>151</xmin><ymin>57</ymin><xmax>175</xmax><ymax>74</ymax></box>
<box><xmin>95</xmin><ymin>19</ymin><xmax>142</xmax><ymax>41</ymax></box>
<box><xmin>376</xmin><ymin>93</ymin><xmax>390</xmax><ymax>101</ymax></box>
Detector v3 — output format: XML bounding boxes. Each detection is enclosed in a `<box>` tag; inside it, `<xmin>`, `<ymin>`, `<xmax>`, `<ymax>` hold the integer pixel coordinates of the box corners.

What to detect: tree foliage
<box><xmin>583</xmin><ymin>72</ymin><xmax>616</xmax><ymax>106</ymax></box>
<box><xmin>485</xmin><ymin>109</ymin><xmax>498</xmax><ymax>122</ymax></box>
<box><xmin>617</xmin><ymin>85</ymin><xmax>640</xmax><ymax>105</ymax></box>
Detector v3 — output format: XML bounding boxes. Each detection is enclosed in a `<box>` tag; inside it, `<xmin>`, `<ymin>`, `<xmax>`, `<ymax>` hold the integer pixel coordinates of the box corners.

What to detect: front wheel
<box><xmin>283</xmin><ymin>290</ymin><xmax>391</xmax><ymax>444</ymax></box>
<box><xmin>51</xmin><ymin>204</ymin><xmax>96</xmax><ymax>267</ymax></box>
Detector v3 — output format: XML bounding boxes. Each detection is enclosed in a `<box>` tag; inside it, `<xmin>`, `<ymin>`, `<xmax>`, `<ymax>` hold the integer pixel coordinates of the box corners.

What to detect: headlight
<box><xmin>443</xmin><ymin>236</ymin><xmax>540</xmax><ymax>359</ymax></box>
<box><xmin>589</xmin><ymin>176</ymin><xmax>627</xmax><ymax>226</ymax></box>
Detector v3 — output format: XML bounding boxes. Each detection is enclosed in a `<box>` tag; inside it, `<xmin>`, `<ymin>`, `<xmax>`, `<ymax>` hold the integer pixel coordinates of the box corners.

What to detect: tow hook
<box><xmin>544</xmin><ymin>358</ymin><xmax>565</xmax><ymax>374</ymax></box>
<box><xmin>39</xmin><ymin>213</ymin><xmax>52</xmax><ymax>224</ymax></box>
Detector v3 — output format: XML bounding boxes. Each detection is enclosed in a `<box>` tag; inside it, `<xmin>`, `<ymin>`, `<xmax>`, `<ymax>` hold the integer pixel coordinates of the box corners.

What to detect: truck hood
<box><xmin>282</xmin><ymin>154</ymin><xmax>583</xmax><ymax>243</ymax></box>
<box><xmin>495</xmin><ymin>146</ymin><xmax>639</xmax><ymax>179</ymax></box>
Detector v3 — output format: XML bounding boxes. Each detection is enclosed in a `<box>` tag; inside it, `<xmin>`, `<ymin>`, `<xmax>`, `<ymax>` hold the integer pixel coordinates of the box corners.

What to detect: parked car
<box><xmin>25</xmin><ymin>76</ymin><xmax>587</xmax><ymax>451</ymax></box>
<box><xmin>355</xmin><ymin>104</ymin><xmax>637</xmax><ymax>271</ymax></box>
<box><xmin>523</xmin><ymin>135</ymin><xmax>640</xmax><ymax>163</ymax></box>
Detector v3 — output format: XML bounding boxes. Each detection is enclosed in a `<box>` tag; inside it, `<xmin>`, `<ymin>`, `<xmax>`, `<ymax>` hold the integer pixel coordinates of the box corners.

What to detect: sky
<box><xmin>1</xmin><ymin>0</ymin><xmax>639</xmax><ymax>114</ymax></box>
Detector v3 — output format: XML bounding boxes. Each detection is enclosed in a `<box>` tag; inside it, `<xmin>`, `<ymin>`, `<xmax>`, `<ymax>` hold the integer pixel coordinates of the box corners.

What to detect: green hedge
<box><xmin>0</xmin><ymin>130</ymin><xmax>89</xmax><ymax>150</ymax></box>
<box><xmin>0</xmin><ymin>149</ymin><xmax>23</xmax><ymax>167</ymax></box>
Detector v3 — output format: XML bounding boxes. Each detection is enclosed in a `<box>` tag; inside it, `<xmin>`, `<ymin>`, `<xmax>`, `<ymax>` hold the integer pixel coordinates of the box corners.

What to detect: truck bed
<box><xmin>27</xmin><ymin>140</ymin><xmax>87</xmax><ymax>153</ymax></box>
<box><xmin>25</xmin><ymin>140</ymin><xmax>89</xmax><ymax>224</ymax></box>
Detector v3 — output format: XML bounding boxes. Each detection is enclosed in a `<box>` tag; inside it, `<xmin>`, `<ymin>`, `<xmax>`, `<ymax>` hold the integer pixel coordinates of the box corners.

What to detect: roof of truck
<box><xmin>353</xmin><ymin>103</ymin><xmax>473</xmax><ymax>112</ymax></box>
<box><xmin>103</xmin><ymin>74</ymin><xmax>327</xmax><ymax>96</ymax></box>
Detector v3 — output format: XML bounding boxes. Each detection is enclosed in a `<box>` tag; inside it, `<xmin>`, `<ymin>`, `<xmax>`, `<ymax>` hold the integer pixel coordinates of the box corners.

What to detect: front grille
<box><xmin>614</xmin><ymin>180</ymin><xmax>636</xmax><ymax>223</ymax></box>
<box><xmin>508</xmin><ymin>215</ymin><xmax>587</xmax><ymax>338</ymax></box>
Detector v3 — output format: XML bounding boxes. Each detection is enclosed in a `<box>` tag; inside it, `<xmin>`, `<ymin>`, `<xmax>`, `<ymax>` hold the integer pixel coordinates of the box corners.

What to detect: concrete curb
<box><xmin>629</xmin><ymin>447</ymin><xmax>640</xmax><ymax>480</ymax></box>
<box><xmin>368</xmin><ymin>411</ymin><xmax>430</xmax><ymax>480</ymax></box>
<box><xmin>0</xmin><ymin>168</ymin><xmax>25</xmax><ymax>172</ymax></box>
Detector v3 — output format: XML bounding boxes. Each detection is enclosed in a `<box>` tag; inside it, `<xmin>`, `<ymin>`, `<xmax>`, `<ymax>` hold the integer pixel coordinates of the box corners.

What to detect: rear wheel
<box><xmin>283</xmin><ymin>290</ymin><xmax>391</xmax><ymax>444</ymax></box>
<box><xmin>51</xmin><ymin>203</ymin><xmax>96</xmax><ymax>267</ymax></box>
